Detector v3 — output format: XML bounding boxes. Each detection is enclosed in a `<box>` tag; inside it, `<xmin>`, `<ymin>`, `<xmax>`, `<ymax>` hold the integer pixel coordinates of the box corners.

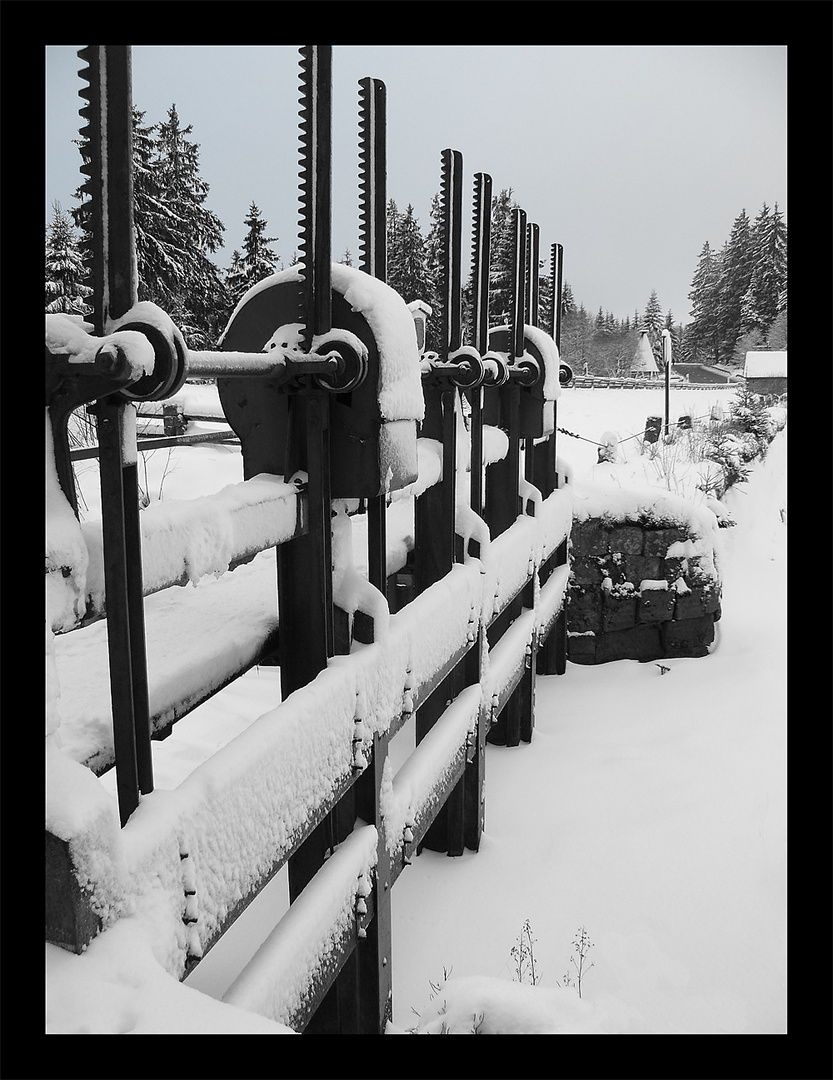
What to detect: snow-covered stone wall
<box><xmin>566</xmin><ymin>484</ymin><xmax>722</xmax><ymax>664</ymax></box>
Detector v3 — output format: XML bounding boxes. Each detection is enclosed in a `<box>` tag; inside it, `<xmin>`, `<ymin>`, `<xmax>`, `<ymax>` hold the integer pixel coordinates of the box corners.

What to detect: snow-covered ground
<box><xmin>46</xmin><ymin>384</ymin><xmax>787</xmax><ymax>1034</ymax></box>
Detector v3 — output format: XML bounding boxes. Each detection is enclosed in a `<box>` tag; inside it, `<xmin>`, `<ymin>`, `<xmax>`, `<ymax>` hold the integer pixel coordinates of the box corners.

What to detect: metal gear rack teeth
<box><xmin>358</xmin><ymin>77</ymin><xmax>386</xmax><ymax>281</ymax></box>
<box><xmin>297</xmin><ymin>45</ymin><xmax>315</xmax><ymax>343</ymax></box>
<box><xmin>437</xmin><ymin>149</ymin><xmax>463</xmax><ymax>355</ymax></box>
<box><xmin>511</xmin><ymin>206</ymin><xmax>528</xmax><ymax>359</ymax></box>
<box><xmin>471</xmin><ymin>172</ymin><xmax>492</xmax><ymax>353</ymax></box>
<box><xmin>75</xmin><ymin>46</ymin><xmax>103</xmax><ymax>330</ymax></box>
<box><xmin>296</xmin><ymin>45</ymin><xmax>333</xmax><ymax>345</ymax></box>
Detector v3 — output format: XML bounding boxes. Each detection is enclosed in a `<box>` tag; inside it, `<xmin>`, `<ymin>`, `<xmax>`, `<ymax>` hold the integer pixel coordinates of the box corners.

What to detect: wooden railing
<box><xmin>47</xmin><ymin>349</ymin><xmax>571</xmax><ymax>1032</ymax></box>
<box><xmin>46</xmin><ymin>44</ymin><xmax>572</xmax><ymax>1035</ymax></box>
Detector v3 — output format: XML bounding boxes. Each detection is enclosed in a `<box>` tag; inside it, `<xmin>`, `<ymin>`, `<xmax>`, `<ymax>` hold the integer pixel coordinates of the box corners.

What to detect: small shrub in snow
<box><xmin>569</xmin><ymin>925</ymin><xmax>595</xmax><ymax>1000</ymax></box>
<box><xmin>511</xmin><ymin>918</ymin><xmax>540</xmax><ymax>986</ymax></box>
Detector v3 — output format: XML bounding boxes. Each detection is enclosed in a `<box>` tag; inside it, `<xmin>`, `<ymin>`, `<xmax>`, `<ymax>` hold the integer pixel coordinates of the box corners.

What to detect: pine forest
<box><xmin>46</xmin><ymin>103</ymin><xmax>787</xmax><ymax>371</ymax></box>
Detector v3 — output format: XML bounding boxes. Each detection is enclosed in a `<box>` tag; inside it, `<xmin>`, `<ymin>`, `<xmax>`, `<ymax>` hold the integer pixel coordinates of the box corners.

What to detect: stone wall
<box><xmin>567</xmin><ymin>516</ymin><xmax>722</xmax><ymax>664</ymax></box>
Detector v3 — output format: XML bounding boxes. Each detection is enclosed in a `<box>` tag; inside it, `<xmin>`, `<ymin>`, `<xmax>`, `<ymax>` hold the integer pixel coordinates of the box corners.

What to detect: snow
<box><xmin>489</xmin><ymin>322</ymin><xmax>562</xmax><ymax>402</ymax></box>
<box><xmin>331</xmin><ymin>503</ymin><xmax>390</xmax><ymax>638</ymax></box>
<box><xmin>46</xmin><ymin>313</ymin><xmax>155</xmax><ymax>379</ymax></box>
<box><xmin>53</xmin><ymin>550</ymin><xmax>282</xmax><ymax>772</ymax></box>
<box><xmin>79</xmin><ymin>473</ymin><xmax>301</xmax><ymax>619</ymax></box>
<box><xmin>521</xmin><ymin>323</ymin><xmax>562</xmax><ymax>402</ymax></box>
<box><xmin>744</xmin><ymin>350</ymin><xmax>787</xmax><ymax>379</ymax></box>
<box><xmin>46</xmin><ymin>382</ymin><xmax>786</xmax><ymax>1034</ymax></box>
<box><xmin>46</xmin><ymin>411</ymin><xmax>89</xmax><ymax>632</ymax></box>
<box><xmin>223</xmin><ymin>826</ymin><xmax>377</xmax><ymax>1027</ymax></box>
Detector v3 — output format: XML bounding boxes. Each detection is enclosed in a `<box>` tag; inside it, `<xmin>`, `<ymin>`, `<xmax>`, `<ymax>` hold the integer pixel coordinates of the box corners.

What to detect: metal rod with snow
<box><xmin>45</xmin><ymin>45</ymin><xmax>572</xmax><ymax>1034</ymax></box>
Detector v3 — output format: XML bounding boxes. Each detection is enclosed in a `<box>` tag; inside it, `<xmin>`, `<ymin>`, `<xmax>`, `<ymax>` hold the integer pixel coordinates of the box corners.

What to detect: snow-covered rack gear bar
<box><xmin>46</xmin><ymin>45</ymin><xmax>572</xmax><ymax>1034</ymax></box>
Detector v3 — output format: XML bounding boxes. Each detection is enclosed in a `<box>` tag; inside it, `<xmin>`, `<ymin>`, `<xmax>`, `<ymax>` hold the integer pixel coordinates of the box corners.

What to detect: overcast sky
<box><xmin>46</xmin><ymin>44</ymin><xmax>786</xmax><ymax>328</ymax></box>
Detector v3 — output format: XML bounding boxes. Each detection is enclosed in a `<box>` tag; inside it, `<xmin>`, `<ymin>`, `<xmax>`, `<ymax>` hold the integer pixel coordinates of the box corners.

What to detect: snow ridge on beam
<box><xmin>222</xmin><ymin>826</ymin><xmax>378</xmax><ymax>1030</ymax></box>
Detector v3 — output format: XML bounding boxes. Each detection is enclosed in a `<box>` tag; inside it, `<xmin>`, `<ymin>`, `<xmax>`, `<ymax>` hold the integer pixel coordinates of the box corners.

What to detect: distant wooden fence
<box><xmin>569</xmin><ymin>375</ymin><xmax>739</xmax><ymax>389</ymax></box>
<box><xmin>68</xmin><ymin>402</ymin><xmax>238</xmax><ymax>460</ymax></box>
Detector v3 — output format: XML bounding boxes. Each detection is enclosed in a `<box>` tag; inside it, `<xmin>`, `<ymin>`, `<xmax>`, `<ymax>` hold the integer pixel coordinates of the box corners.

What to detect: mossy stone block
<box><xmin>638</xmin><ymin>587</ymin><xmax>676</xmax><ymax>623</ymax></box>
<box><xmin>608</xmin><ymin>525</ymin><xmax>643</xmax><ymax>554</ymax></box>
<box><xmin>596</xmin><ymin>624</ymin><xmax>663</xmax><ymax>663</ymax></box>
<box><xmin>643</xmin><ymin>526</ymin><xmax>688</xmax><ymax>556</ymax></box>
<box><xmin>567</xmin><ymin>634</ymin><xmax>597</xmax><ymax>664</ymax></box>
<box><xmin>601</xmin><ymin>591</ymin><xmax>638</xmax><ymax>632</ymax></box>
<box><xmin>567</xmin><ymin>586</ymin><xmax>602</xmax><ymax>633</ymax></box>
<box><xmin>622</xmin><ymin>553</ymin><xmax>663</xmax><ymax>585</ymax></box>
<box><xmin>571</xmin><ymin>519</ymin><xmax>610</xmax><ymax>556</ymax></box>
<box><xmin>661</xmin><ymin>614</ymin><xmax>715</xmax><ymax>657</ymax></box>
<box><xmin>572</xmin><ymin>555</ymin><xmax>604</xmax><ymax>585</ymax></box>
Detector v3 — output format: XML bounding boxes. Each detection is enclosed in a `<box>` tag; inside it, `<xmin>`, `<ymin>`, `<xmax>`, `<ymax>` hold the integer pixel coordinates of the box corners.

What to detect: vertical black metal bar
<box><xmin>358</xmin><ymin>78</ymin><xmax>386</xmax><ymax>283</ymax></box>
<box><xmin>355</xmin><ymin>731</ymin><xmax>393</xmax><ymax>1032</ymax></box>
<box><xmin>367</xmin><ymin>495</ymin><xmax>386</xmax><ymax>597</ymax></box>
<box><xmin>414</xmin><ymin>386</ymin><xmax>457</xmax><ymax>593</ymax></box>
<box><xmin>359</xmin><ymin>76</ymin><xmax>388</xmax><ymax>599</ymax></box>
<box><xmin>299</xmin><ymin>45</ymin><xmax>333</xmax><ymax>346</ymax></box>
<box><xmin>472</xmin><ymin>174</ymin><xmax>492</xmax><ymax>358</ymax></box>
<box><xmin>463</xmin><ymin>674</ymin><xmax>487</xmax><ymax>851</ymax></box>
<box><xmin>122</xmin><ymin>442</ymin><xmax>153</xmax><ymax>793</ymax></box>
<box><xmin>462</xmin><ymin>172</ymin><xmax>491</xmax><ymax>848</ymax></box>
<box><xmin>102</xmin><ymin>46</ymin><xmax>135</xmax><ymax>328</ymax></box>
<box><xmin>486</xmin><ymin>208</ymin><xmax>525</xmax><ymax>538</ymax></box>
<box><xmin>663</xmin><ymin>332</ymin><xmax>671</xmax><ymax>436</ymax></box>
<box><xmin>526</xmin><ymin>223</ymin><xmax>540</xmax><ymax>328</ymax></box>
<box><xmin>105</xmin><ymin>46</ymin><xmax>153</xmax><ymax>799</ymax></box>
<box><xmin>551</xmin><ymin>243</ymin><xmax>564</xmax><ymax>348</ymax></box>
<box><xmin>536</xmin><ymin>241</ymin><xmax>568</xmax><ymax>676</ymax></box>
<box><xmin>470</xmin><ymin>388</ymin><xmax>484</xmax><ymax>522</ymax></box>
<box><xmin>470</xmin><ymin>172</ymin><xmax>491</xmax><ymax>521</ymax></box>
<box><xmin>440</xmin><ymin>147</ymin><xmax>466</xmax><ymax>356</ymax></box>
<box><xmin>278</xmin><ymin>395</ymin><xmax>333</xmax><ymax>698</ymax></box>
<box><xmin>95</xmin><ymin>403</ymin><xmax>140</xmax><ymax>825</ymax></box>
<box><xmin>83</xmin><ymin>45</ymin><xmax>153</xmax><ymax>817</ymax></box>
<box><xmin>313</xmin><ymin>55</ymin><xmax>332</xmax><ymax>337</ymax></box>
<box><xmin>511</xmin><ymin>208</ymin><xmax>527</xmax><ymax>361</ymax></box>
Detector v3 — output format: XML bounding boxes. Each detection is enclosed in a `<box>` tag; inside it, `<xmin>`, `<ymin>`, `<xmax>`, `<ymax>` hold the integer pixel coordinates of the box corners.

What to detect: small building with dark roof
<box><xmin>744</xmin><ymin>351</ymin><xmax>787</xmax><ymax>395</ymax></box>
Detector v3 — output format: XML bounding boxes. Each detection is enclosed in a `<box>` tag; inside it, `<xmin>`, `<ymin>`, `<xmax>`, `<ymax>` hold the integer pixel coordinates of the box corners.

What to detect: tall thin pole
<box><xmin>662</xmin><ymin>329</ymin><xmax>672</xmax><ymax>436</ymax></box>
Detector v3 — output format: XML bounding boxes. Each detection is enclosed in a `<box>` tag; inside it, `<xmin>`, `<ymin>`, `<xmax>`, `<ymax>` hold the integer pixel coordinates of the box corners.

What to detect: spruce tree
<box><xmin>685</xmin><ymin>241</ymin><xmax>721</xmax><ymax>364</ymax></box>
<box><xmin>715</xmin><ymin>209</ymin><xmax>754</xmax><ymax>364</ymax></box>
<box><xmin>128</xmin><ymin>107</ymin><xmax>191</xmax><ymax>314</ymax></box>
<box><xmin>386</xmin><ymin>198</ymin><xmax>401</xmax><ymax>255</ymax></box>
<box><xmin>740</xmin><ymin>202</ymin><xmax>787</xmax><ymax>344</ymax></box>
<box><xmin>241</xmin><ymin>203</ymin><xmax>279</xmax><ymax>283</ymax></box>
<box><xmin>386</xmin><ymin>204</ymin><xmax>432</xmax><ymax>306</ymax></box>
<box><xmin>422</xmin><ymin>193</ymin><xmax>444</xmax><ymax>351</ymax></box>
<box><xmin>560</xmin><ymin>302</ymin><xmax>592</xmax><ymax>373</ymax></box>
<box><xmin>537</xmin><ymin>273</ymin><xmax>553</xmax><ymax>336</ymax></box>
<box><xmin>224</xmin><ymin>249</ymin><xmax>248</xmax><ymax>308</ymax></box>
<box><xmin>488</xmin><ymin>188</ymin><xmax>517</xmax><ymax>327</ymax></box>
<box><xmin>72</xmin><ymin>104</ymin><xmax>227</xmax><ymax>347</ymax></box>
<box><xmin>45</xmin><ymin>201</ymin><xmax>92</xmax><ymax>315</ymax></box>
<box><xmin>153</xmin><ymin>105</ymin><xmax>228</xmax><ymax>345</ymax></box>
<box><xmin>643</xmin><ymin>290</ymin><xmax>664</xmax><ymax>362</ymax></box>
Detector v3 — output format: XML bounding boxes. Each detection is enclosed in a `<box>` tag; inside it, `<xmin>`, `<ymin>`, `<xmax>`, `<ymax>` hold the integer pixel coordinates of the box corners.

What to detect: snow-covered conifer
<box><xmin>45</xmin><ymin>202</ymin><xmax>92</xmax><ymax>315</ymax></box>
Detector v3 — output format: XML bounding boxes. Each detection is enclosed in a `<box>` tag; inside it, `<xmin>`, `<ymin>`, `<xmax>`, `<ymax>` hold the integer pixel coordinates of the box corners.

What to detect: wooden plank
<box><xmin>184</xmin><ymin>762</ymin><xmax>361</xmax><ymax>978</ymax></box>
<box><xmin>391</xmin><ymin>742</ymin><xmax>469</xmax><ymax>887</ymax></box>
<box><xmin>221</xmin><ymin>825</ymin><xmax>375</xmax><ymax>1033</ymax></box>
